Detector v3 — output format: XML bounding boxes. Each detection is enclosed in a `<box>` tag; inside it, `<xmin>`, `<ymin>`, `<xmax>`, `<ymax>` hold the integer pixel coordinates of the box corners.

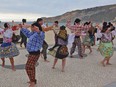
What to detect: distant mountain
<box><xmin>43</xmin><ymin>4</ymin><xmax>116</xmax><ymax>23</ymax></box>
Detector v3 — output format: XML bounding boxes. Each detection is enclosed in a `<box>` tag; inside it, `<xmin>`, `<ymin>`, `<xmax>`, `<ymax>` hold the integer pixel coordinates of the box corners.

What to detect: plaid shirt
<box><xmin>21</xmin><ymin>28</ymin><xmax>45</xmax><ymax>52</ymax></box>
<box><xmin>66</xmin><ymin>22</ymin><xmax>90</xmax><ymax>36</ymax></box>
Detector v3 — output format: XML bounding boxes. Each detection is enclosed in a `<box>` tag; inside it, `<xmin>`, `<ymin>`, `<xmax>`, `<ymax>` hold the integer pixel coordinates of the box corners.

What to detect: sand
<box><xmin>0</xmin><ymin>30</ymin><xmax>116</xmax><ymax>87</ymax></box>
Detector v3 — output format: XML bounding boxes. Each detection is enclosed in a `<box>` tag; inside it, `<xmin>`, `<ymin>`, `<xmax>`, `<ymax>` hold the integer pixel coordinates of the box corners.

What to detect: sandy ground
<box><xmin>0</xmin><ymin>31</ymin><xmax>116</xmax><ymax>87</ymax></box>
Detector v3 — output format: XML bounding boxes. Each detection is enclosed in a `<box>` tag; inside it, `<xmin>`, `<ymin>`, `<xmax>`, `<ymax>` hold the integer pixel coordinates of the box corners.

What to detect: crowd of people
<box><xmin>0</xmin><ymin>18</ymin><xmax>116</xmax><ymax>87</ymax></box>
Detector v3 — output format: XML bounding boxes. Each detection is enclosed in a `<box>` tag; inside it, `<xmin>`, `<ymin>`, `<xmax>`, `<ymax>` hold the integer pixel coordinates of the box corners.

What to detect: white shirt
<box><xmin>53</xmin><ymin>26</ymin><xmax>60</xmax><ymax>35</ymax></box>
<box><xmin>112</xmin><ymin>30</ymin><xmax>116</xmax><ymax>37</ymax></box>
<box><xmin>4</xmin><ymin>29</ymin><xmax>13</xmax><ymax>38</ymax></box>
<box><xmin>0</xmin><ymin>28</ymin><xmax>13</xmax><ymax>38</ymax></box>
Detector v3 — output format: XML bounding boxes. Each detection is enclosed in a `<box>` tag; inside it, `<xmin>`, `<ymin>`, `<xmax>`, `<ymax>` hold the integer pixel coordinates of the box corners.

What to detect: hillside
<box><xmin>43</xmin><ymin>4</ymin><xmax>116</xmax><ymax>23</ymax></box>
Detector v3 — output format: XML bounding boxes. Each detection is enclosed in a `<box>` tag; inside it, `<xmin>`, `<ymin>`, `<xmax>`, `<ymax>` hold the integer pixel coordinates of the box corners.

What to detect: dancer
<box><xmin>96</xmin><ymin>25</ymin><xmax>102</xmax><ymax>45</ymax></box>
<box><xmin>88</xmin><ymin>23</ymin><xmax>96</xmax><ymax>46</ymax></box>
<box><xmin>49</xmin><ymin>21</ymin><xmax>60</xmax><ymax>51</ymax></box>
<box><xmin>49</xmin><ymin>26</ymin><xmax>69</xmax><ymax>72</ymax></box>
<box><xmin>66</xmin><ymin>18</ymin><xmax>83</xmax><ymax>58</ymax></box>
<box><xmin>36</xmin><ymin>18</ymin><xmax>53</xmax><ymax>62</ymax></box>
<box><xmin>20</xmin><ymin>19</ymin><xmax>28</xmax><ymax>48</ymax></box>
<box><xmin>0</xmin><ymin>23</ymin><xmax>19</xmax><ymax>71</ymax></box>
<box><xmin>109</xmin><ymin>22</ymin><xmax>116</xmax><ymax>45</ymax></box>
<box><xmin>11</xmin><ymin>20</ymin><xmax>21</xmax><ymax>43</ymax></box>
<box><xmin>20</xmin><ymin>23</ymin><xmax>45</xmax><ymax>87</ymax></box>
<box><xmin>53</xmin><ymin>21</ymin><xmax>60</xmax><ymax>45</ymax></box>
<box><xmin>82</xmin><ymin>22</ymin><xmax>92</xmax><ymax>54</ymax></box>
<box><xmin>97</xmin><ymin>23</ymin><xmax>115</xmax><ymax>67</ymax></box>
<box><xmin>0</xmin><ymin>24</ymin><xmax>3</xmax><ymax>44</ymax></box>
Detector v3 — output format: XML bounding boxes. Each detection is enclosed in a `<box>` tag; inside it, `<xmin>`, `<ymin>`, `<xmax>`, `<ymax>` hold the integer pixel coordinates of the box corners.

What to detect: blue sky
<box><xmin>0</xmin><ymin>0</ymin><xmax>115</xmax><ymax>21</ymax></box>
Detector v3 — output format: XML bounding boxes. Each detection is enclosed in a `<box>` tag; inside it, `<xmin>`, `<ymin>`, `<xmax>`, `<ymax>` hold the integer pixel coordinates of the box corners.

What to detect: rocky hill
<box><xmin>43</xmin><ymin>4</ymin><xmax>116</xmax><ymax>23</ymax></box>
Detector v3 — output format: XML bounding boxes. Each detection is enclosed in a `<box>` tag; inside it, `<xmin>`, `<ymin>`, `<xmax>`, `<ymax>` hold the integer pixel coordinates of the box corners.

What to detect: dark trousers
<box><xmin>49</xmin><ymin>35</ymin><xmax>58</xmax><ymax>50</ymax></box>
<box><xmin>90</xmin><ymin>36</ymin><xmax>95</xmax><ymax>46</ymax></box>
<box><xmin>0</xmin><ymin>38</ymin><xmax>3</xmax><ymax>44</ymax></box>
<box><xmin>20</xmin><ymin>36</ymin><xmax>27</xmax><ymax>47</ymax></box>
<box><xmin>25</xmin><ymin>54</ymin><xmax>40</xmax><ymax>83</ymax></box>
<box><xmin>70</xmin><ymin>37</ymin><xmax>83</xmax><ymax>57</ymax></box>
<box><xmin>55</xmin><ymin>34</ymin><xmax>58</xmax><ymax>45</ymax></box>
<box><xmin>41</xmin><ymin>40</ymin><xmax>48</xmax><ymax>60</ymax></box>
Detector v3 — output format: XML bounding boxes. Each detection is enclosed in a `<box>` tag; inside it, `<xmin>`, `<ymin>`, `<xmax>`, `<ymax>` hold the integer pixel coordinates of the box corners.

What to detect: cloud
<box><xmin>0</xmin><ymin>0</ymin><xmax>115</xmax><ymax>21</ymax></box>
<box><xmin>0</xmin><ymin>13</ymin><xmax>50</xmax><ymax>22</ymax></box>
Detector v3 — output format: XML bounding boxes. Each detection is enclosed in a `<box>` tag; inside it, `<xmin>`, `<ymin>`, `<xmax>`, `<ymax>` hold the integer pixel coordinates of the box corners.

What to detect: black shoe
<box><xmin>79</xmin><ymin>55</ymin><xmax>83</xmax><ymax>59</ymax></box>
<box><xmin>48</xmin><ymin>48</ymin><xmax>54</xmax><ymax>51</ymax></box>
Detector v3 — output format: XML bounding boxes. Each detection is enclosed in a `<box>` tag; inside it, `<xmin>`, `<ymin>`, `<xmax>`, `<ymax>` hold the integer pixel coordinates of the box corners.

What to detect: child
<box><xmin>20</xmin><ymin>23</ymin><xmax>45</xmax><ymax>87</ymax></box>
<box><xmin>98</xmin><ymin>24</ymin><xmax>115</xmax><ymax>67</ymax></box>
<box><xmin>49</xmin><ymin>26</ymin><xmax>69</xmax><ymax>72</ymax></box>
<box><xmin>0</xmin><ymin>23</ymin><xmax>19</xmax><ymax>71</ymax></box>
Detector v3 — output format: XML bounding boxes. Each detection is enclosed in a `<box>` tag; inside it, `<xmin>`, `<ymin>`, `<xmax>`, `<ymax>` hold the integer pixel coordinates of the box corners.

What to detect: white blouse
<box><xmin>4</xmin><ymin>29</ymin><xmax>13</xmax><ymax>38</ymax></box>
<box><xmin>0</xmin><ymin>28</ymin><xmax>13</xmax><ymax>43</ymax></box>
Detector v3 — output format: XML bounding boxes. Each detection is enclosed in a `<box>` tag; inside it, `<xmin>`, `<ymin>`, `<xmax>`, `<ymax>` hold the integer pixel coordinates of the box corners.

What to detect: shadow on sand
<box><xmin>0</xmin><ymin>62</ymin><xmax>39</xmax><ymax>70</ymax></box>
<box><xmin>68</xmin><ymin>54</ymin><xmax>87</xmax><ymax>58</ymax></box>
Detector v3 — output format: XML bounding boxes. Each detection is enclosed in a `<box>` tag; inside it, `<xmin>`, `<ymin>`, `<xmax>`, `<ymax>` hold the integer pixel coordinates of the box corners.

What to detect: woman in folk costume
<box><xmin>66</xmin><ymin>18</ymin><xmax>90</xmax><ymax>58</ymax></box>
<box><xmin>88</xmin><ymin>23</ymin><xmax>97</xmax><ymax>46</ymax></box>
<box><xmin>49</xmin><ymin>26</ymin><xmax>69</xmax><ymax>72</ymax></box>
<box><xmin>0</xmin><ymin>23</ymin><xmax>19</xmax><ymax>71</ymax></box>
<box><xmin>97</xmin><ymin>24</ymin><xmax>115</xmax><ymax>67</ymax></box>
<box><xmin>20</xmin><ymin>23</ymin><xmax>45</xmax><ymax>87</ymax></box>
<box><xmin>82</xmin><ymin>22</ymin><xmax>92</xmax><ymax>54</ymax></box>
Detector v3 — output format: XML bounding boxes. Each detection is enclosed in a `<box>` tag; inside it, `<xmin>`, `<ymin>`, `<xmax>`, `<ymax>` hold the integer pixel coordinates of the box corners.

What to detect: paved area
<box><xmin>0</xmin><ymin>43</ymin><xmax>116</xmax><ymax>87</ymax></box>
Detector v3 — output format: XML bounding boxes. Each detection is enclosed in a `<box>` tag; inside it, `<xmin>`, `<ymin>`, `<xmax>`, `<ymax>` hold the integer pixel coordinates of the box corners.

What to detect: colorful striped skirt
<box><xmin>0</xmin><ymin>43</ymin><xmax>19</xmax><ymax>58</ymax></box>
<box><xmin>99</xmin><ymin>42</ymin><xmax>113</xmax><ymax>58</ymax></box>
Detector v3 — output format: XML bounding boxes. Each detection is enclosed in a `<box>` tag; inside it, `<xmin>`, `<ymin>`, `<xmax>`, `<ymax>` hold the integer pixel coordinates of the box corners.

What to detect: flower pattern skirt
<box><xmin>0</xmin><ymin>43</ymin><xmax>19</xmax><ymax>58</ymax></box>
<box><xmin>99</xmin><ymin>42</ymin><xmax>113</xmax><ymax>58</ymax></box>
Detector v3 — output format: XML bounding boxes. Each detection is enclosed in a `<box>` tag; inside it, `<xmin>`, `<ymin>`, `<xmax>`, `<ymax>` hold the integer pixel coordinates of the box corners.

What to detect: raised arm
<box><xmin>38</xmin><ymin>31</ymin><xmax>45</xmax><ymax>40</ymax></box>
<box><xmin>95</xmin><ymin>23</ymin><xmax>102</xmax><ymax>30</ymax></box>
<box><xmin>12</xmin><ymin>21</ymin><xmax>20</xmax><ymax>28</ymax></box>
<box><xmin>21</xmin><ymin>28</ymin><xmax>33</xmax><ymax>38</ymax></box>
<box><xmin>24</xmin><ymin>24</ymin><xmax>31</xmax><ymax>28</ymax></box>
<box><xmin>13</xmin><ymin>22</ymin><xmax>31</xmax><ymax>30</ymax></box>
<box><xmin>66</xmin><ymin>21</ymin><xmax>75</xmax><ymax>30</ymax></box>
<box><xmin>42</xmin><ymin>26</ymin><xmax>53</xmax><ymax>32</ymax></box>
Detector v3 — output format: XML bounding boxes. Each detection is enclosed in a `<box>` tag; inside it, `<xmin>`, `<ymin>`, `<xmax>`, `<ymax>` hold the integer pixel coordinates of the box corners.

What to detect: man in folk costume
<box><xmin>66</xmin><ymin>18</ymin><xmax>89</xmax><ymax>58</ymax></box>
<box><xmin>36</xmin><ymin>18</ymin><xmax>53</xmax><ymax>62</ymax></box>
